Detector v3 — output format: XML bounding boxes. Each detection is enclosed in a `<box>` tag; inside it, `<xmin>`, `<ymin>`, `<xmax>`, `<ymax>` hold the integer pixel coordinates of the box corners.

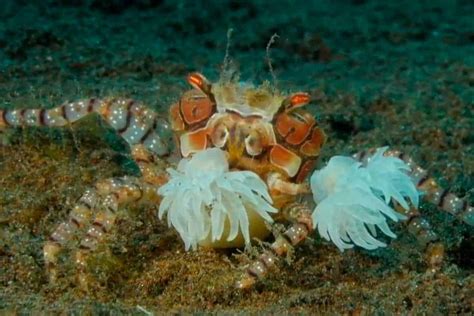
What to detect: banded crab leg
<box><xmin>1</xmin><ymin>100</ymin><xmax>173</xmax><ymax>282</ymax></box>
<box><xmin>353</xmin><ymin>148</ymin><xmax>473</xmax><ymax>269</ymax></box>
<box><xmin>44</xmin><ymin>144</ymin><xmax>168</xmax><ymax>284</ymax></box>
<box><xmin>73</xmin><ymin>175</ymin><xmax>164</xmax><ymax>290</ymax></box>
<box><xmin>0</xmin><ymin>98</ymin><xmax>172</xmax><ymax>157</ymax></box>
<box><xmin>44</xmin><ymin>176</ymin><xmax>155</xmax><ymax>283</ymax></box>
<box><xmin>395</xmin><ymin>204</ymin><xmax>445</xmax><ymax>270</ymax></box>
<box><xmin>235</xmin><ymin>169</ymin><xmax>314</xmax><ymax>290</ymax></box>
<box><xmin>236</xmin><ymin>202</ymin><xmax>313</xmax><ymax>290</ymax></box>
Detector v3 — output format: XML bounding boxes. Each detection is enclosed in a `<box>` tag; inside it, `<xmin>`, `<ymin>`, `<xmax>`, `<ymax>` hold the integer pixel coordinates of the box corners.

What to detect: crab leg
<box><xmin>43</xmin><ymin>187</ymin><xmax>100</xmax><ymax>283</ymax></box>
<box><xmin>44</xmin><ymin>144</ymin><xmax>167</xmax><ymax>284</ymax></box>
<box><xmin>395</xmin><ymin>204</ymin><xmax>445</xmax><ymax>271</ymax></box>
<box><xmin>236</xmin><ymin>202</ymin><xmax>313</xmax><ymax>289</ymax></box>
<box><xmin>43</xmin><ymin>176</ymin><xmax>160</xmax><ymax>282</ymax></box>
<box><xmin>74</xmin><ymin>176</ymin><xmax>162</xmax><ymax>290</ymax></box>
<box><xmin>0</xmin><ymin>98</ymin><xmax>171</xmax><ymax>157</ymax></box>
<box><xmin>131</xmin><ymin>144</ymin><xmax>170</xmax><ymax>185</ymax></box>
<box><xmin>1</xmin><ymin>100</ymin><xmax>172</xmax><ymax>283</ymax></box>
<box><xmin>44</xmin><ymin>175</ymin><xmax>163</xmax><ymax>284</ymax></box>
<box><xmin>266</xmin><ymin>172</ymin><xmax>310</xmax><ymax>196</ymax></box>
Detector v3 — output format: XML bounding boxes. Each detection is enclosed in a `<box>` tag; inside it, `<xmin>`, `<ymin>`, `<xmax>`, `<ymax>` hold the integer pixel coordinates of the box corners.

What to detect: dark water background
<box><xmin>0</xmin><ymin>0</ymin><xmax>472</xmax><ymax>314</ymax></box>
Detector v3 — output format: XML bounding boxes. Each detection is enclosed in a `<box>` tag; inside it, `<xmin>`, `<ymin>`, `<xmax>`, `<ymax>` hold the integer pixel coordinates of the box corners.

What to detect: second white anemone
<box><xmin>310</xmin><ymin>147</ymin><xmax>419</xmax><ymax>251</ymax></box>
<box><xmin>157</xmin><ymin>148</ymin><xmax>277</xmax><ymax>250</ymax></box>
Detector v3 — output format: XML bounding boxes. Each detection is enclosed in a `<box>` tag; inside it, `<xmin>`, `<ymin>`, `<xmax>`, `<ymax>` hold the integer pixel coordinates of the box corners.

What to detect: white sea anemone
<box><xmin>310</xmin><ymin>147</ymin><xmax>419</xmax><ymax>251</ymax></box>
<box><xmin>364</xmin><ymin>147</ymin><xmax>419</xmax><ymax>209</ymax></box>
<box><xmin>157</xmin><ymin>148</ymin><xmax>277</xmax><ymax>250</ymax></box>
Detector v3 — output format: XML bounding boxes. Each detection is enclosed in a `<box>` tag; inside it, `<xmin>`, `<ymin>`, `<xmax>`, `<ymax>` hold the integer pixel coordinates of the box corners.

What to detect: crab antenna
<box><xmin>221</xmin><ymin>28</ymin><xmax>234</xmax><ymax>78</ymax></box>
<box><xmin>187</xmin><ymin>72</ymin><xmax>211</xmax><ymax>94</ymax></box>
<box><xmin>266</xmin><ymin>33</ymin><xmax>279</xmax><ymax>87</ymax></box>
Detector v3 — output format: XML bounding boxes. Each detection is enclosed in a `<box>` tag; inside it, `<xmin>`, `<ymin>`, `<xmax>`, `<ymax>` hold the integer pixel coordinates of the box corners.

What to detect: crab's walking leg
<box><xmin>1</xmin><ymin>99</ymin><xmax>172</xmax><ymax>281</ymax></box>
<box><xmin>43</xmin><ymin>176</ymin><xmax>163</xmax><ymax>282</ymax></box>
<box><xmin>0</xmin><ymin>98</ymin><xmax>171</xmax><ymax>156</ymax></box>
<box><xmin>394</xmin><ymin>204</ymin><xmax>445</xmax><ymax>271</ymax></box>
<box><xmin>266</xmin><ymin>172</ymin><xmax>310</xmax><ymax>196</ymax></box>
<box><xmin>236</xmin><ymin>203</ymin><xmax>313</xmax><ymax>290</ymax></box>
<box><xmin>74</xmin><ymin>176</ymin><xmax>163</xmax><ymax>289</ymax></box>
<box><xmin>43</xmin><ymin>188</ymin><xmax>100</xmax><ymax>282</ymax></box>
<box><xmin>44</xmin><ymin>144</ymin><xmax>168</xmax><ymax>283</ymax></box>
<box><xmin>131</xmin><ymin>144</ymin><xmax>169</xmax><ymax>185</ymax></box>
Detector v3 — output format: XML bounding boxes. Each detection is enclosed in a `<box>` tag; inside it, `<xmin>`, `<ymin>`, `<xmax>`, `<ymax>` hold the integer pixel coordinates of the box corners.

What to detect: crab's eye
<box><xmin>187</xmin><ymin>72</ymin><xmax>212</xmax><ymax>94</ymax></box>
<box><xmin>210</xmin><ymin>124</ymin><xmax>229</xmax><ymax>148</ymax></box>
<box><xmin>282</xmin><ymin>92</ymin><xmax>311</xmax><ymax>111</ymax></box>
<box><xmin>244</xmin><ymin>131</ymin><xmax>263</xmax><ymax>156</ymax></box>
<box><xmin>180</xmin><ymin>90</ymin><xmax>214</xmax><ymax>125</ymax></box>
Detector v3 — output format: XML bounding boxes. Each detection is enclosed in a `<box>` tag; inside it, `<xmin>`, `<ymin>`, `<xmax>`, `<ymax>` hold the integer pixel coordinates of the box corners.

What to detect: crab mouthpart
<box><xmin>227</xmin><ymin>134</ymin><xmax>246</xmax><ymax>164</ymax></box>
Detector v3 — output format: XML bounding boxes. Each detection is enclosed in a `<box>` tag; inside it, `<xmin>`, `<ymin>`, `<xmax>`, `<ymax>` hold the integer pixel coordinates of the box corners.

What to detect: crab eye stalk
<box><xmin>210</xmin><ymin>124</ymin><xmax>229</xmax><ymax>148</ymax></box>
<box><xmin>244</xmin><ymin>132</ymin><xmax>264</xmax><ymax>157</ymax></box>
<box><xmin>187</xmin><ymin>72</ymin><xmax>212</xmax><ymax>95</ymax></box>
<box><xmin>282</xmin><ymin>92</ymin><xmax>311</xmax><ymax>112</ymax></box>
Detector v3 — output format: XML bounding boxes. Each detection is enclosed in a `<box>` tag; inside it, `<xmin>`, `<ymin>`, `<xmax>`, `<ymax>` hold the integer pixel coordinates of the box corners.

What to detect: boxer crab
<box><xmin>0</xmin><ymin>72</ymin><xmax>472</xmax><ymax>291</ymax></box>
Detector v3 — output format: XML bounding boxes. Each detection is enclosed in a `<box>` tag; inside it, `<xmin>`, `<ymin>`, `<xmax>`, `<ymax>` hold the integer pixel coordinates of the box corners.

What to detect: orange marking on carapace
<box><xmin>179</xmin><ymin>127</ymin><xmax>208</xmax><ymax>157</ymax></box>
<box><xmin>169</xmin><ymin>102</ymin><xmax>185</xmax><ymax>131</ymax></box>
<box><xmin>275</xmin><ymin>111</ymin><xmax>315</xmax><ymax>145</ymax></box>
<box><xmin>300</xmin><ymin>127</ymin><xmax>326</xmax><ymax>157</ymax></box>
<box><xmin>269</xmin><ymin>144</ymin><xmax>302</xmax><ymax>178</ymax></box>
<box><xmin>180</xmin><ymin>91</ymin><xmax>214</xmax><ymax>125</ymax></box>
